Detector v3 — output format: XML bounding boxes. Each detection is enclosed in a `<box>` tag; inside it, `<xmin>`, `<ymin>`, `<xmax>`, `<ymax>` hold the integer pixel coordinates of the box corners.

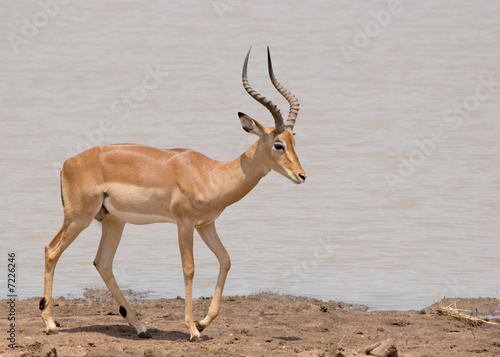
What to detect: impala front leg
<box><xmin>195</xmin><ymin>222</ymin><xmax>231</xmax><ymax>332</ymax></box>
<box><xmin>94</xmin><ymin>216</ymin><xmax>150</xmax><ymax>338</ymax></box>
<box><xmin>177</xmin><ymin>222</ymin><xmax>201</xmax><ymax>341</ymax></box>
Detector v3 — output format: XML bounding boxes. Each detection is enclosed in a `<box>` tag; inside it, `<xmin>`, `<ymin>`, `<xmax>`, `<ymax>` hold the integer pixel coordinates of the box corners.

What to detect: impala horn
<box><xmin>242</xmin><ymin>46</ymin><xmax>286</xmax><ymax>133</ymax></box>
<box><xmin>266</xmin><ymin>46</ymin><xmax>300</xmax><ymax>132</ymax></box>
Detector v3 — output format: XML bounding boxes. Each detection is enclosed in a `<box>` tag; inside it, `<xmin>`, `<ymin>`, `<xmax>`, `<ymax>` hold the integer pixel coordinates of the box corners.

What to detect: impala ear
<box><xmin>238</xmin><ymin>112</ymin><xmax>265</xmax><ymax>136</ymax></box>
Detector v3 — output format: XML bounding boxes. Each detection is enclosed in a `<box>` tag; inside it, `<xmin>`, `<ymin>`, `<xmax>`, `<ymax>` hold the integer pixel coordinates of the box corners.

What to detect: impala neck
<box><xmin>215</xmin><ymin>138</ymin><xmax>271</xmax><ymax>207</ymax></box>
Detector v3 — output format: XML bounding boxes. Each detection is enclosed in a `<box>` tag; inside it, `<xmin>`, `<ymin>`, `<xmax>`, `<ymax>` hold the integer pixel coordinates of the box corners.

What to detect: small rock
<box><xmin>46</xmin><ymin>347</ymin><xmax>58</xmax><ymax>357</ymax></box>
<box><xmin>240</xmin><ymin>328</ymin><xmax>250</xmax><ymax>335</ymax></box>
<box><xmin>389</xmin><ymin>319</ymin><xmax>410</xmax><ymax>327</ymax></box>
<box><xmin>29</xmin><ymin>341</ymin><xmax>43</xmax><ymax>351</ymax></box>
<box><xmin>359</xmin><ymin>338</ymin><xmax>398</xmax><ymax>357</ymax></box>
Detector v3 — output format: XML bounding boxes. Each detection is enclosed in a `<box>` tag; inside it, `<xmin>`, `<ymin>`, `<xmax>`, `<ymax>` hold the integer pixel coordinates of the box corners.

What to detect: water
<box><xmin>1</xmin><ymin>1</ymin><xmax>499</xmax><ymax>310</ymax></box>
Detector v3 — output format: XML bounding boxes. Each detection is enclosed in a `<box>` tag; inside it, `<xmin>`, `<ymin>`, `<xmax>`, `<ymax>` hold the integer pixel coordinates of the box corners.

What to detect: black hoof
<box><xmin>138</xmin><ymin>331</ymin><xmax>152</xmax><ymax>339</ymax></box>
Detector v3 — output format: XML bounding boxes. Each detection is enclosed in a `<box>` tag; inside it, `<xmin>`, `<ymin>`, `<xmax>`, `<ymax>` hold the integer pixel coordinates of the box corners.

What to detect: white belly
<box><xmin>103</xmin><ymin>193</ymin><xmax>175</xmax><ymax>225</ymax></box>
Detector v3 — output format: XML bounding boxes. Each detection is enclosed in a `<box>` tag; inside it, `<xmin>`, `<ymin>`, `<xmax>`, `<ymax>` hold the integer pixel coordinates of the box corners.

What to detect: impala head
<box><xmin>239</xmin><ymin>46</ymin><xmax>307</xmax><ymax>184</ymax></box>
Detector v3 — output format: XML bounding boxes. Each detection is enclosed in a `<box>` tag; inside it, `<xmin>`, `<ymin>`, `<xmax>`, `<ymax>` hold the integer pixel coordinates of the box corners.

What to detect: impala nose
<box><xmin>299</xmin><ymin>173</ymin><xmax>307</xmax><ymax>182</ymax></box>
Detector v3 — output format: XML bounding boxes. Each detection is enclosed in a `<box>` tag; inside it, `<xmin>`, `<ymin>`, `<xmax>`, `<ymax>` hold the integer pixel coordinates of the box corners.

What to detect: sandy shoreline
<box><xmin>1</xmin><ymin>293</ymin><xmax>499</xmax><ymax>357</ymax></box>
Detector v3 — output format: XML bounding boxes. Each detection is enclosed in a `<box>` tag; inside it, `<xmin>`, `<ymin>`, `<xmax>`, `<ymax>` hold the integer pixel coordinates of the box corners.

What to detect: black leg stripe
<box><xmin>39</xmin><ymin>297</ymin><xmax>47</xmax><ymax>311</ymax></box>
<box><xmin>119</xmin><ymin>306</ymin><xmax>127</xmax><ymax>318</ymax></box>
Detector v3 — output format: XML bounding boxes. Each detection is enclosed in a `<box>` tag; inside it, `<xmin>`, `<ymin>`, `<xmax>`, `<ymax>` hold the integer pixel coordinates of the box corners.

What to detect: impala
<box><xmin>40</xmin><ymin>46</ymin><xmax>306</xmax><ymax>341</ymax></box>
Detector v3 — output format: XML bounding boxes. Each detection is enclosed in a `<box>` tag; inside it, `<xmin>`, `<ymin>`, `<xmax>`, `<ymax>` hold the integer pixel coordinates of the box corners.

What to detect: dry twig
<box><xmin>435</xmin><ymin>302</ymin><xmax>499</xmax><ymax>327</ymax></box>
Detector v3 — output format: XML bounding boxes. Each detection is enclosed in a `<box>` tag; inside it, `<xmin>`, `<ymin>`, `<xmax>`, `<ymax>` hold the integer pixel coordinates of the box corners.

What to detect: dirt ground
<box><xmin>2</xmin><ymin>291</ymin><xmax>500</xmax><ymax>357</ymax></box>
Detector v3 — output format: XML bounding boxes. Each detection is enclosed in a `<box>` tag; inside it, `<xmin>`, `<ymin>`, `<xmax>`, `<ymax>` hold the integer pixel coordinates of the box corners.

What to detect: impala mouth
<box><xmin>291</xmin><ymin>173</ymin><xmax>306</xmax><ymax>184</ymax></box>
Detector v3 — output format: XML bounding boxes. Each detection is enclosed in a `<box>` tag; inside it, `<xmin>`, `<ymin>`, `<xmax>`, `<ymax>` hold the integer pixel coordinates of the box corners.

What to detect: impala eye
<box><xmin>274</xmin><ymin>142</ymin><xmax>285</xmax><ymax>151</ymax></box>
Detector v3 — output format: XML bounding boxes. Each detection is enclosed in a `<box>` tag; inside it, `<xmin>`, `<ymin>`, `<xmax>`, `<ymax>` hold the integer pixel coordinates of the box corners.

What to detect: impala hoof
<box><xmin>138</xmin><ymin>330</ymin><xmax>152</xmax><ymax>339</ymax></box>
<box><xmin>195</xmin><ymin>321</ymin><xmax>206</xmax><ymax>332</ymax></box>
<box><xmin>189</xmin><ymin>334</ymin><xmax>202</xmax><ymax>342</ymax></box>
<box><xmin>44</xmin><ymin>319</ymin><xmax>58</xmax><ymax>335</ymax></box>
<box><xmin>45</xmin><ymin>327</ymin><xmax>58</xmax><ymax>335</ymax></box>
<box><xmin>189</xmin><ymin>329</ymin><xmax>202</xmax><ymax>342</ymax></box>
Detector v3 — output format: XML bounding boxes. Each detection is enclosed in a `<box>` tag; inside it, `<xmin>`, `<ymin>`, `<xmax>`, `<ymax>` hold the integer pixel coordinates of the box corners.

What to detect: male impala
<box><xmin>40</xmin><ymin>47</ymin><xmax>306</xmax><ymax>341</ymax></box>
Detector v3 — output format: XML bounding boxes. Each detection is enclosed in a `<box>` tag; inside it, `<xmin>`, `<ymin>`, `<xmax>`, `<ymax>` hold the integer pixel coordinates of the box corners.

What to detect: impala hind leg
<box><xmin>195</xmin><ymin>222</ymin><xmax>231</xmax><ymax>332</ymax></box>
<box><xmin>93</xmin><ymin>215</ymin><xmax>150</xmax><ymax>338</ymax></box>
<box><xmin>177</xmin><ymin>222</ymin><xmax>201</xmax><ymax>341</ymax></box>
<box><xmin>41</xmin><ymin>217</ymin><xmax>93</xmax><ymax>334</ymax></box>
